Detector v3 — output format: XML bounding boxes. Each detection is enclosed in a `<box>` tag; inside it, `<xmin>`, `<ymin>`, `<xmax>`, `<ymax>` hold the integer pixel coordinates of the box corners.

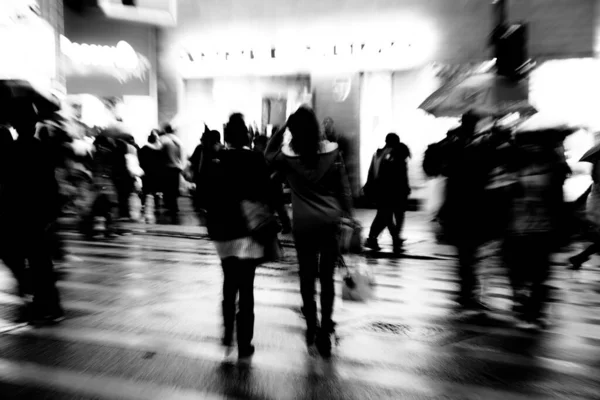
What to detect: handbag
<box><xmin>340</xmin><ymin>255</ymin><xmax>375</xmax><ymax>302</ymax></box>
<box><xmin>338</xmin><ymin>218</ymin><xmax>362</xmax><ymax>254</ymax></box>
<box><xmin>240</xmin><ymin>199</ymin><xmax>281</xmax><ymax>242</ymax></box>
<box><xmin>262</xmin><ymin>235</ymin><xmax>284</xmax><ymax>263</ymax></box>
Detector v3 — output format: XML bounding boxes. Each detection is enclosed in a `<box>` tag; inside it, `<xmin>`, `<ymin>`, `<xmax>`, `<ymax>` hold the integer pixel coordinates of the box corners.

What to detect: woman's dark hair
<box><xmin>224</xmin><ymin>113</ymin><xmax>249</xmax><ymax>149</ymax></box>
<box><xmin>288</xmin><ymin>106</ymin><xmax>321</xmax><ymax>164</ymax></box>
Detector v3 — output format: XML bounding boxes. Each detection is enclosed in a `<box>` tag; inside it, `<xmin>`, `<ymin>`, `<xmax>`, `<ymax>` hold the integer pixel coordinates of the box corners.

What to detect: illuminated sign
<box><xmin>60</xmin><ymin>36</ymin><xmax>151</xmax><ymax>83</ymax></box>
<box><xmin>183</xmin><ymin>41</ymin><xmax>423</xmax><ymax>63</ymax></box>
<box><xmin>178</xmin><ymin>34</ymin><xmax>437</xmax><ymax>78</ymax></box>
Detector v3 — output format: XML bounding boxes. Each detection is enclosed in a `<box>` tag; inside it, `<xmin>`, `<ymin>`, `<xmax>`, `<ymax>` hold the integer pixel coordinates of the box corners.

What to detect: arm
<box><xmin>264</xmin><ymin>125</ymin><xmax>286</xmax><ymax>167</ymax></box>
<box><xmin>362</xmin><ymin>153</ymin><xmax>377</xmax><ymax>197</ymax></box>
<box><xmin>336</xmin><ymin>153</ymin><xmax>354</xmax><ymax>218</ymax></box>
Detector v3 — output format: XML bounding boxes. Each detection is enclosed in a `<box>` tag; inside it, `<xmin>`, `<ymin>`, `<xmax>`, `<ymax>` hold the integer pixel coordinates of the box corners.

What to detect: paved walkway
<box><xmin>0</xmin><ymin>217</ymin><xmax>600</xmax><ymax>398</ymax></box>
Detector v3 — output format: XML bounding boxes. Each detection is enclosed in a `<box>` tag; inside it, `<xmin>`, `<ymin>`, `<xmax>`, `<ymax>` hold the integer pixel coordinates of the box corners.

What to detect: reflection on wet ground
<box><xmin>1</xmin><ymin>227</ymin><xmax>600</xmax><ymax>399</ymax></box>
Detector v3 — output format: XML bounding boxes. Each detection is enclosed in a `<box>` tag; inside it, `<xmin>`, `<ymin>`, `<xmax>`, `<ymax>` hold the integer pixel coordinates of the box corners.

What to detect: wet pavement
<box><xmin>1</xmin><ymin>209</ymin><xmax>600</xmax><ymax>399</ymax></box>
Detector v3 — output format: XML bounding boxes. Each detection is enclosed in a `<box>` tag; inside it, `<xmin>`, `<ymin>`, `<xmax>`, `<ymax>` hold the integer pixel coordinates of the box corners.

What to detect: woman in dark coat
<box><xmin>265</xmin><ymin>107</ymin><xmax>353</xmax><ymax>357</ymax></box>
<box><xmin>205</xmin><ymin>113</ymin><xmax>273</xmax><ymax>362</ymax></box>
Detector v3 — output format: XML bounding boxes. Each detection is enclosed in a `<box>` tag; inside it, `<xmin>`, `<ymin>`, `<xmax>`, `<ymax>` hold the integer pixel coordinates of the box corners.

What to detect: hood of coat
<box><xmin>143</xmin><ymin>142</ymin><xmax>162</xmax><ymax>151</ymax></box>
<box><xmin>281</xmin><ymin>140</ymin><xmax>338</xmax><ymax>157</ymax></box>
<box><xmin>280</xmin><ymin>140</ymin><xmax>343</xmax><ymax>183</ymax></box>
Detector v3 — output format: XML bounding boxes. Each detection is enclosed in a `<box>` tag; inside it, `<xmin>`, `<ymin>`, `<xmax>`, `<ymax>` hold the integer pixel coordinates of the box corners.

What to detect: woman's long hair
<box><xmin>288</xmin><ymin>107</ymin><xmax>321</xmax><ymax>166</ymax></box>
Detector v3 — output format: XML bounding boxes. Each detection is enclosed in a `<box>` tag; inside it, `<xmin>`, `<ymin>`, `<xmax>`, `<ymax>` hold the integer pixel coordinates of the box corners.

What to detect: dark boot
<box><xmin>364</xmin><ymin>238</ymin><xmax>381</xmax><ymax>251</ymax></box>
<box><xmin>315</xmin><ymin>326</ymin><xmax>333</xmax><ymax>358</ymax></box>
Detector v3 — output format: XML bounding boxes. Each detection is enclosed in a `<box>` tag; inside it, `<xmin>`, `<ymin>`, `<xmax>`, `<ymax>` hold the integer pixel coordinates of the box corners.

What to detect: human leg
<box><xmin>316</xmin><ymin>227</ymin><xmax>339</xmax><ymax>357</ymax></box>
<box><xmin>294</xmin><ymin>232</ymin><xmax>319</xmax><ymax>347</ymax></box>
<box><xmin>525</xmin><ymin>235</ymin><xmax>552</xmax><ymax>324</ymax></box>
<box><xmin>221</xmin><ymin>257</ymin><xmax>239</xmax><ymax>347</ymax></box>
<box><xmin>456</xmin><ymin>240</ymin><xmax>480</xmax><ymax>307</ymax></box>
<box><xmin>28</xmin><ymin>231</ymin><xmax>63</xmax><ymax>323</ymax></box>
<box><xmin>569</xmin><ymin>242</ymin><xmax>600</xmax><ymax>270</ymax></box>
<box><xmin>237</xmin><ymin>260</ymin><xmax>258</xmax><ymax>356</ymax></box>
<box><xmin>366</xmin><ymin>207</ymin><xmax>392</xmax><ymax>250</ymax></box>
<box><xmin>503</xmin><ymin>236</ymin><xmax>529</xmax><ymax>316</ymax></box>
<box><xmin>163</xmin><ymin>168</ymin><xmax>180</xmax><ymax>221</ymax></box>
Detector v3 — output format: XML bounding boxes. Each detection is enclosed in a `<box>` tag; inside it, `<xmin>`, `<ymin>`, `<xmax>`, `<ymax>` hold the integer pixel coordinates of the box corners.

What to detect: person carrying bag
<box><xmin>204</xmin><ymin>113</ymin><xmax>275</xmax><ymax>364</ymax></box>
<box><xmin>265</xmin><ymin>107</ymin><xmax>354</xmax><ymax>358</ymax></box>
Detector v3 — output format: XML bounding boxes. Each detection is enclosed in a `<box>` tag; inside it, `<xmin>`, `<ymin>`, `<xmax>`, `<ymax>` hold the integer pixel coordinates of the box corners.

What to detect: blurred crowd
<box><xmin>0</xmin><ymin>98</ymin><xmax>595</xmax><ymax>363</ymax></box>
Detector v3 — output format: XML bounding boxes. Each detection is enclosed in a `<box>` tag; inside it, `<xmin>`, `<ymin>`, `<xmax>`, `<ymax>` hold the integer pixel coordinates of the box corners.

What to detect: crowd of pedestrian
<box><xmin>0</xmin><ymin>97</ymin><xmax>592</xmax><ymax>366</ymax></box>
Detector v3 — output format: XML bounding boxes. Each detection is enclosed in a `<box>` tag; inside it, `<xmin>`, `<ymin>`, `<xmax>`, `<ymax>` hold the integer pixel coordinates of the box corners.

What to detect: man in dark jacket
<box><xmin>139</xmin><ymin>130</ymin><xmax>163</xmax><ymax>222</ymax></box>
<box><xmin>364</xmin><ymin>133</ymin><xmax>411</xmax><ymax>254</ymax></box>
<box><xmin>0</xmin><ymin>103</ymin><xmax>64</xmax><ymax>324</ymax></box>
<box><xmin>437</xmin><ymin>111</ymin><xmax>507</xmax><ymax>312</ymax></box>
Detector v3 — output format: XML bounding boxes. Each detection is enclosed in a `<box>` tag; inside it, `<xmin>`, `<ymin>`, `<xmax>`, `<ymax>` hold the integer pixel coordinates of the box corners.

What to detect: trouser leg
<box><xmin>392</xmin><ymin>201</ymin><xmax>407</xmax><ymax>244</ymax></box>
<box><xmin>164</xmin><ymin>169</ymin><xmax>180</xmax><ymax>219</ymax></box>
<box><xmin>526</xmin><ymin>236</ymin><xmax>552</xmax><ymax>321</ymax></box>
<box><xmin>318</xmin><ymin>228</ymin><xmax>338</xmax><ymax>333</ymax></box>
<box><xmin>295</xmin><ymin>234</ymin><xmax>319</xmax><ymax>343</ymax></box>
<box><xmin>456</xmin><ymin>241</ymin><xmax>478</xmax><ymax>304</ymax></box>
<box><xmin>369</xmin><ymin>207</ymin><xmax>392</xmax><ymax>240</ymax></box>
<box><xmin>221</xmin><ymin>258</ymin><xmax>239</xmax><ymax>346</ymax></box>
<box><xmin>237</xmin><ymin>261</ymin><xmax>257</xmax><ymax>351</ymax></box>
<box><xmin>116</xmin><ymin>181</ymin><xmax>132</xmax><ymax>219</ymax></box>
<box><xmin>29</xmin><ymin>231</ymin><xmax>62</xmax><ymax>316</ymax></box>
<box><xmin>503</xmin><ymin>236</ymin><xmax>528</xmax><ymax>310</ymax></box>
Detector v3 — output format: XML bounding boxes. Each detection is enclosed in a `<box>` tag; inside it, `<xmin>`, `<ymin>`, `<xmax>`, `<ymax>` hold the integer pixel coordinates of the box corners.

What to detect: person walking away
<box><xmin>363</xmin><ymin>133</ymin><xmax>411</xmax><ymax>254</ymax></box>
<box><xmin>266</xmin><ymin>107</ymin><xmax>353</xmax><ymax>357</ymax></box>
<box><xmin>112</xmin><ymin>137</ymin><xmax>136</xmax><ymax>221</ymax></box>
<box><xmin>503</xmin><ymin>129</ymin><xmax>569</xmax><ymax>329</ymax></box>
<box><xmin>189</xmin><ymin>129</ymin><xmax>222</xmax><ymax>222</ymax></box>
<box><xmin>36</xmin><ymin>122</ymin><xmax>71</xmax><ymax>263</ymax></box>
<box><xmin>204</xmin><ymin>113</ymin><xmax>273</xmax><ymax>363</ymax></box>
<box><xmin>569</xmin><ymin>158</ymin><xmax>600</xmax><ymax>269</ymax></box>
<box><xmin>160</xmin><ymin>124</ymin><xmax>184</xmax><ymax>224</ymax></box>
<box><xmin>436</xmin><ymin>111</ymin><xmax>502</xmax><ymax>312</ymax></box>
<box><xmin>0</xmin><ymin>103</ymin><xmax>64</xmax><ymax>324</ymax></box>
<box><xmin>81</xmin><ymin>134</ymin><xmax>120</xmax><ymax>238</ymax></box>
<box><xmin>139</xmin><ymin>130</ymin><xmax>163</xmax><ymax>223</ymax></box>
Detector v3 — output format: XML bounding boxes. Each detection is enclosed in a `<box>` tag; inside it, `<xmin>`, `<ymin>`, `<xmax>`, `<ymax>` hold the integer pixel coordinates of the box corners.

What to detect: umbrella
<box><xmin>0</xmin><ymin>79</ymin><xmax>60</xmax><ymax>123</ymax></box>
<box><xmin>580</xmin><ymin>143</ymin><xmax>600</xmax><ymax>163</ymax></box>
<box><xmin>419</xmin><ymin>73</ymin><xmax>536</xmax><ymax>118</ymax></box>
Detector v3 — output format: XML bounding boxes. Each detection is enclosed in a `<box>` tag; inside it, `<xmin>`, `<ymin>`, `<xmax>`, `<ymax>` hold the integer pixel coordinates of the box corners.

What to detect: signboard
<box><xmin>63</xmin><ymin>8</ymin><xmax>156</xmax><ymax>96</ymax></box>
<box><xmin>61</xmin><ymin>36</ymin><xmax>151</xmax><ymax>84</ymax></box>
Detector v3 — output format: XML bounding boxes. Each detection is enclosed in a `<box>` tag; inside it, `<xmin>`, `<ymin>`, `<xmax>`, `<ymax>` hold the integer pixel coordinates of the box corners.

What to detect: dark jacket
<box><xmin>265</xmin><ymin>131</ymin><xmax>353</xmax><ymax>233</ymax></box>
<box><xmin>205</xmin><ymin>148</ymin><xmax>273</xmax><ymax>241</ymax></box>
<box><xmin>0</xmin><ymin>135</ymin><xmax>60</xmax><ymax>231</ymax></box>
<box><xmin>438</xmin><ymin>131</ymin><xmax>501</xmax><ymax>243</ymax></box>
<box><xmin>139</xmin><ymin>142</ymin><xmax>163</xmax><ymax>191</ymax></box>
<box><xmin>364</xmin><ymin>143</ymin><xmax>411</xmax><ymax>204</ymax></box>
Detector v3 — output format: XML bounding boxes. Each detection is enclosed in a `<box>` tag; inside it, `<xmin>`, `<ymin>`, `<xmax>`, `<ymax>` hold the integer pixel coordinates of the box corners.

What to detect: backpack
<box><xmin>422</xmin><ymin>142</ymin><xmax>444</xmax><ymax>177</ymax></box>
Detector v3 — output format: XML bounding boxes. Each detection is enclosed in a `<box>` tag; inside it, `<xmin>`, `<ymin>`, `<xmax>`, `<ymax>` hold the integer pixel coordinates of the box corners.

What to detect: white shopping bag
<box><xmin>340</xmin><ymin>255</ymin><xmax>376</xmax><ymax>302</ymax></box>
